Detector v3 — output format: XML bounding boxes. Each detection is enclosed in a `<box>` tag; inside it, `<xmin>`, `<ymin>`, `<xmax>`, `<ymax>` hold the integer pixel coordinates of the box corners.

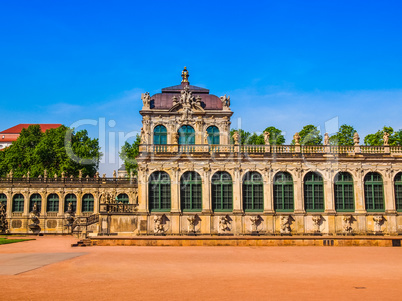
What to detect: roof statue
<box><xmin>181</xmin><ymin>66</ymin><xmax>189</xmax><ymax>84</ymax></box>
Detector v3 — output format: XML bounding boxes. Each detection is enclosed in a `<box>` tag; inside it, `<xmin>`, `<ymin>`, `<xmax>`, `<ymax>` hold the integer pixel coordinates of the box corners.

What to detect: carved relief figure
<box><xmin>187</xmin><ymin>215</ymin><xmax>196</xmax><ymax>233</ymax></box>
<box><xmin>219</xmin><ymin>215</ymin><xmax>229</xmax><ymax>232</ymax></box>
<box><xmin>204</xmin><ymin>131</ymin><xmax>209</xmax><ymax>144</ymax></box>
<box><xmin>293</xmin><ymin>132</ymin><xmax>301</xmax><ymax>145</ymax></box>
<box><xmin>180</xmin><ymin>85</ymin><xmax>193</xmax><ymax>104</ymax></box>
<box><xmin>29</xmin><ymin>203</ymin><xmax>40</xmax><ymax>232</ymax></box>
<box><xmin>0</xmin><ymin>204</ymin><xmax>8</xmax><ymax>233</ymax></box>
<box><xmin>324</xmin><ymin>133</ymin><xmax>329</xmax><ymax>146</ymax></box>
<box><xmin>383</xmin><ymin>132</ymin><xmax>390</xmax><ymax>146</ymax></box>
<box><xmin>250</xmin><ymin>215</ymin><xmax>259</xmax><ymax>232</ymax></box>
<box><xmin>312</xmin><ymin>215</ymin><xmax>321</xmax><ymax>233</ymax></box>
<box><xmin>232</xmin><ymin>131</ymin><xmax>240</xmax><ymax>145</ymax></box>
<box><xmin>263</xmin><ymin>131</ymin><xmax>270</xmax><ymax>145</ymax></box>
<box><xmin>154</xmin><ymin>216</ymin><xmax>165</xmax><ymax>234</ymax></box>
<box><xmin>353</xmin><ymin>132</ymin><xmax>360</xmax><ymax>146</ymax></box>
<box><xmin>343</xmin><ymin>215</ymin><xmax>353</xmax><ymax>234</ymax></box>
<box><xmin>220</xmin><ymin>94</ymin><xmax>230</xmax><ymax>109</ymax></box>
<box><xmin>141</xmin><ymin>92</ymin><xmax>151</xmax><ymax>108</ymax></box>
<box><xmin>280</xmin><ymin>215</ymin><xmax>291</xmax><ymax>234</ymax></box>
<box><xmin>373</xmin><ymin>215</ymin><xmax>383</xmax><ymax>233</ymax></box>
<box><xmin>140</xmin><ymin>127</ymin><xmax>147</xmax><ymax>144</ymax></box>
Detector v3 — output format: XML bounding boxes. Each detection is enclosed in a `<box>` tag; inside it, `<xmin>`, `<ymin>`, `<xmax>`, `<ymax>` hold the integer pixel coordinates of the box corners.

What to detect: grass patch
<box><xmin>0</xmin><ymin>238</ymin><xmax>35</xmax><ymax>245</ymax></box>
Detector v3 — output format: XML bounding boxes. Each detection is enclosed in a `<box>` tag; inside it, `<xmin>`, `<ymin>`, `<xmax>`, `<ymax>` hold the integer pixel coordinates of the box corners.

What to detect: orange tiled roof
<box><xmin>0</xmin><ymin>124</ymin><xmax>62</xmax><ymax>134</ymax></box>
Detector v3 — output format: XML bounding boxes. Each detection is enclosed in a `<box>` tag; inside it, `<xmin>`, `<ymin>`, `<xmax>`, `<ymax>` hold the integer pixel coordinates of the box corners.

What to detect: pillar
<box><xmin>202</xmin><ymin>168</ymin><xmax>212</xmax><ymax>213</ymax></box>
<box><xmin>233</xmin><ymin>168</ymin><xmax>242</xmax><ymax>213</ymax></box>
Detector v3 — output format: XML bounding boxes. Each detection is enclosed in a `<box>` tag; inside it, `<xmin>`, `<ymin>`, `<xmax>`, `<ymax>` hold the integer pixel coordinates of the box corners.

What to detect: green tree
<box><xmin>0</xmin><ymin>125</ymin><xmax>101</xmax><ymax>178</ymax></box>
<box><xmin>230</xmin><ymin>129</ymin><xmax>251</xmax><ymax>145</ymax></box>
<box><xmin>329</xmin><ymin>124</ymin><xmax>356</xmax><ymax>146</ymax></box>
<box><xmin>248</xmin><ymin>133</ymin><xmax>264</xmax><ymax>145</ymax></box>
<box><xmin>292</xmin><ymin>125</ymin><xmax>322</xmax><ymax>145</ymax></box>
<box><xmin>119</xmin><ymin>134</ymin><xmax>141</xmax><ymax>175</ymax></box>
<box><xmin>262</xmin><ymin>126</ymin><xmax>285</xmax><ymax>145</ymax></box>
<box><xmin>364</xmin><ymin>126</ymin><xmax>401</xmax><ymax>146</ymax></box>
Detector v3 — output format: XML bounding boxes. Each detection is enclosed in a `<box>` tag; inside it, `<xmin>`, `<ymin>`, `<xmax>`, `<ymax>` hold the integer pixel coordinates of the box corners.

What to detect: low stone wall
<box><xmin>90</xmin><ymin>236</ymin><xmax>401</xmax><ymax>247</ymax></box>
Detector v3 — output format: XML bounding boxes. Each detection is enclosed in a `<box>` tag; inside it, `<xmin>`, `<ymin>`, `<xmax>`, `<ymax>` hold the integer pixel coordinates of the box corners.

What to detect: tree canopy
<box><xmin>0</xmin><ymin>125</ymin><xmax>101</xmax><ymax>178</ymax></box>
<box><xmin>364</xmin><ymin>126</ymin><xmax>402</xmax><ymax>146</ymax></box>
<box><xmin>292</xmin><ymin>125</ymin><xmax>322</xmax><ymax>145</ymax></box>
<box><xmin>262</xmin><ymin>126</ymin><xmax>285</xmax><ymax>145</ymax></box>
<box><xmin>230</xmin><ymin>126</ymin><xmax>285</xmax><ymax>145</ymax></box>
<box><xmin>329</xmin><ymin>124</ymin><xmax>356</xmax><ymax>146</ymax></box>
<box><xmin>119</xmin><ymin>134</ymin><xmax>141</xmax><ymax>175</ymax></box>
<box><xmin>230</xmin><ymin>129</ymin><xmax>251</xmax><ymax>145</ymax></box>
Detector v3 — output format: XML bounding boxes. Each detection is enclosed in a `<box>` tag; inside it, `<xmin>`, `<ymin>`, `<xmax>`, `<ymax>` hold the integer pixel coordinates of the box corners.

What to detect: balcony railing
<box><xmin>0</xmin><ymin>177</ymin><xmax>138</xmax><ymax>185</ymax></box>
<box><xmin>140</xmin><ymin>144</ymin><xmax>400</xmax><ymax>155</ymax></box>
<box><xmin>99</xmin><ymin>203</ymin><xmax>137</xmax><ymax>214</ymax></box>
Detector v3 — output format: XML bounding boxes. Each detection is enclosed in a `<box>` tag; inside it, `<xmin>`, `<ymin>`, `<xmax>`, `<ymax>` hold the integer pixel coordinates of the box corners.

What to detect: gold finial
<box><xmin>181</xmin><ymin>66</ymin><xmax>189</xmax><ymax>84</ymax></box>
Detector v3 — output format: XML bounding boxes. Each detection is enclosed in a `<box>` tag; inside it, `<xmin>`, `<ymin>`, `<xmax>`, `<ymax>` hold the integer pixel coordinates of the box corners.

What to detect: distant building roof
<box><xmin>0</xmin><ymin>124</ymin><xmax>62</xmax><ymax>134</ymax></box>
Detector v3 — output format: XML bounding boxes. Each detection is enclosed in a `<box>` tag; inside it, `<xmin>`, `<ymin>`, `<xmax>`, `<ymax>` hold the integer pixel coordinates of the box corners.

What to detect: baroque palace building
<box><xmin>2</xmin><ymin>67</ymin><xmax>402</xmax><ymax>236</ymax></box>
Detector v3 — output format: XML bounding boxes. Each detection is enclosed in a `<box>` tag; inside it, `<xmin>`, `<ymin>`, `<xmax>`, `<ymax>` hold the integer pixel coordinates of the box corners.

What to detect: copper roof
<box><xmin>151</xmin><ymin>83</ymin><xmax>222</xmax><ymax>110</ymax></box>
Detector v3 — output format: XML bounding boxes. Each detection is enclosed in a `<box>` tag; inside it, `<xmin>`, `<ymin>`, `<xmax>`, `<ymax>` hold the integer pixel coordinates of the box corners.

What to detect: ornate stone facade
<box><xmin>2</xmin><ymin>68</ymin><xmax>402</xmax><ymax>236</ymax></box>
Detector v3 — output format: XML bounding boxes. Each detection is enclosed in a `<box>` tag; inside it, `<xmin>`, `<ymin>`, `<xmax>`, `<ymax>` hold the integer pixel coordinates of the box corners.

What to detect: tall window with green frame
<box><xmin>212</xmin><ymin>171</ymin><xmax>233</xmax><ymax>211</ymax></box>
<box><xmin>82</xmin><ymin>194</ymin><xmax>94</xmax><ymax>213</ymax></box>
<box><xmin>0</xmin><ymin>193</ymin><xmax>7</xmax><ymax>210</ymax></box>
<box><xmin>64</xmin><ymin>194</ymin><xmax>77</xmax><ymax>212</ymax></box>
<box><xmin>12</xmin><ymin>194</ymin><xmax>24</xmax><ymax>212</ymax></box>
<box><xmin>274</xmin><ymin>172</ymin><xmax>294</xmax><ymax>212</ymax></box>
<box><xmin>29</xmin><ymin>194</ymin><xmax>42</xmax><ymax>212</ymax></box>
<box><xmin>304</xmin><ymin>172</ymin><xmax>324</xmax><ymax>212</ymax></box>
<box><xmin>180</xmin><ymin>171</ymin><xmax>202</xmax><ymax>211</ymax></box>
<box><xmin>149</xmin><ymin>171</ymin><xmax>171</xmax><ymax>212</ymax></box>
<box><xmin>153</xmin><ymin>125</ymin><xmax>167</xmax><ymax>145</ymax></box>
<box><xmin>207</xmin><ymin>126</ymin><xmax>220</xmax><ymax>145</ymax></box>
<box><xmin>117</xmin><ymin>193</ymin><xmax>129</xmax><ymax>204</ymax></box>
<box><xmin>395</xmin><ymin>173</ymin><xmax>402</xmax><ymax>211</ymax></box>
<box><xmin>47</xmin><ymin>194</ymin><xmax>59</xmax><ymax>212</ymax></box>
<box><xmin>243</xmin><ymin>172</ymin><xmax>263</xmax><ymax>212</ymax></box>
<box><xmin>364</xmin><ymin>172</ymin><xmax>384</xmax><ymax>211</ymax></box>
<box><xmin>334</xmin><ymin>172</ymin><xmax>354</xmax><ymax>212</ymax></box>
<box><xmin>178</xmin><ymin>125</ymin><xmax>195</xmax><ymax>145</ymax></box>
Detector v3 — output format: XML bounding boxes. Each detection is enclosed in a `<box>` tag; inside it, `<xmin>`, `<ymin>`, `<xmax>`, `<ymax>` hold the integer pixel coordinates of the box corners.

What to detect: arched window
<box><xmin>29</xmin><ymin>194</ymin><xmax>42</xmax><ymax>212</ymax></box>
<box><xmin>274</xmin><ymin>172</ymin><xmax>294</xmax><ymax>212</ymax></box>
<box><xmin>334</xmin><ymin>172</ymin><xmax>354</xmax><ymax>212</ymax></box>
<box><xmin>178</xmin><ymin>125</ymin><xmax>195</xmax><ymax>145</ymax></box>
<box><xmin>117</xmin><ymin>193</ymin><xmax>129</xmax><ymax>204</ymax></box>
<box><xmin>153</xmin><ymin>125</ymin><xmax>167</xmax><ymax>145</ymax></box>
<box><xmin>207</xmin><ymin>126</ymin><xmax>220</xmax><ymax>145</ymax></box>
<box><xmin>65</xmin><ymin>194</ymin><xmax>77</xmax><ymax>212</ymax></box>
<box><xmin>304</xmin><ymin>172</ymin><xmax>324</xmax><ymax>212</ymax></box>
<box><xmin>243</xmin><ymin>172</ymin><xmax>263</xmax><ymax>212</ymax></box>
<box><xmin>0</xmin><ymin>193</ymin><xmax>7</xmax><ymax>210</ymax></box>
<box><xmin>12</xmin><ymin>194</ymin><xmax>24</xmax><ymax>212</ymax></box>
<box><xmin>212</xmin><ymin>172</ymin><xmax>233</xmax><ymax>211</ymax></box>
<box><xmin>82</xmin><ymin>194</ymin><xmax>94</xmax><ymax>213</ymax></box>
<box><xmin>395</xmin><ymin>173</ymin><xmax>402</xmax><ymax>211</ymax></box>
<box><xmin>149</xmin><ymin>171</ymin><xmax>171</xmax><ymax>212</ymax></box>
<box><xmin>47</xmin><ymin>194</ymin><xmax>59</xmax><ymax>212</ymax></box>
<box><xmin>364</xmin><ymin>172</ymin><xmax>384</xmax><ymax>212</ymax></box>
<box><xmin>181</xmin><ymin>171</ymin><xmax>202</xmax><ymax>211</ymax></box>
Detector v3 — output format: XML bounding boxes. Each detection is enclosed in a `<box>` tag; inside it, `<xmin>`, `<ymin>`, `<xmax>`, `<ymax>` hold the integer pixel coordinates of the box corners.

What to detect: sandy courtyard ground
<box><xmin>0</xmin><ymin>236</ymin><xmax>402</xmax><ymax>300</ymax></box>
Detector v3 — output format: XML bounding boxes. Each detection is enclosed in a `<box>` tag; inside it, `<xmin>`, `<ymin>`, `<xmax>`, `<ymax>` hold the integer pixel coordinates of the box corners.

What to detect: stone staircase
<box><xmin>71</xmin><ymin>238</ymin><xmax>92</xmax><ymax>247</ymax></box>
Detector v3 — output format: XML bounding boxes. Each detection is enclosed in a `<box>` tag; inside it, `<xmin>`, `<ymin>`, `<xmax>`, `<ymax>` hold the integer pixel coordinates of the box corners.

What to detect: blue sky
<box><xmin>1</xmin><ymin>0</ymin><xmax>402</xmax><ymax>175</ymax></box>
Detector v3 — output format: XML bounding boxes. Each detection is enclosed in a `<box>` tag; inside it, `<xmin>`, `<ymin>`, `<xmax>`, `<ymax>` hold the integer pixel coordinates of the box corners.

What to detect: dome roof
<box><xmin>150</xmin><ymin>84</ymin><xmax>223</xmax><ymax>110</ymax></box>
<box><xmin>149</xmin><ymin>67</ymin><xmax>223</xmax><ymax>110</ymax></box>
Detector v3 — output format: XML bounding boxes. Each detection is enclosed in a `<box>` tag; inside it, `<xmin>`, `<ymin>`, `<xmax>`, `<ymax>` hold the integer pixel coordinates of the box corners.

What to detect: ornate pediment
<box><xmin>169</xmin><ymin>86</ymin><xmax>204</xmax><ymax>120</ymax></box>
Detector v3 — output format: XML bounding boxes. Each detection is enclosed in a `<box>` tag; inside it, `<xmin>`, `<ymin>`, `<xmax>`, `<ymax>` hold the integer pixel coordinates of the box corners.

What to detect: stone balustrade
<box><xmin>140</xmin><ymin>144</ymin><xmax>401</xmax><ymax>155</ymax></box>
